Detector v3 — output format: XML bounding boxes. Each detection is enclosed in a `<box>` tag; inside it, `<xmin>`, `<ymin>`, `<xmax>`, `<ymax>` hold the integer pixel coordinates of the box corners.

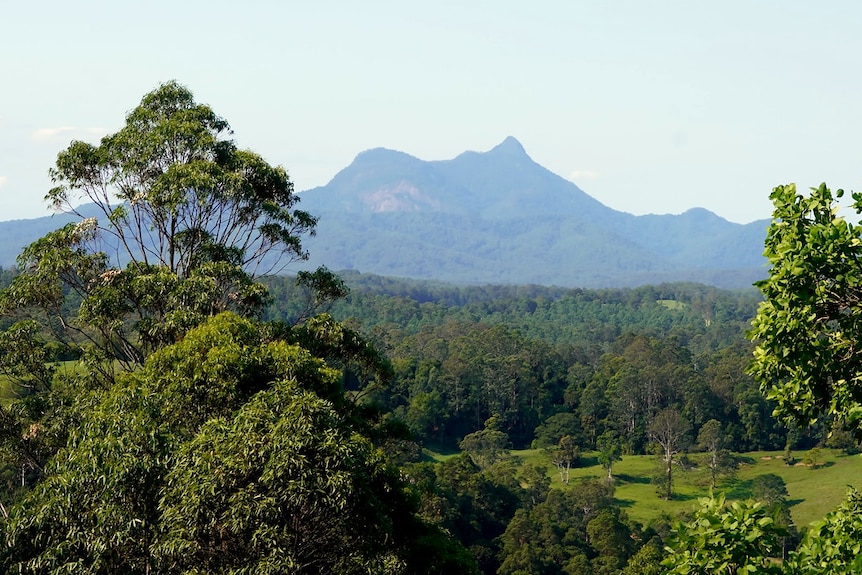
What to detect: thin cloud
<box><xmin>31</xmin><ymin>126</ymin><xmax>107</xmax><ymax>142</ymax></box>
<box><xmin>0</xmin><ymin>176</ymin><xmax>6</xmax><ymax>188</ymax></box>
<box><xmin>31</xmin><ymin>126</ymin><xmax>76</xmax><ymax>142</ymax></box>
<box><xmin>569</xmin><ymin>169</ymin><xmax>601</xmax><ymax>181</ymax></box>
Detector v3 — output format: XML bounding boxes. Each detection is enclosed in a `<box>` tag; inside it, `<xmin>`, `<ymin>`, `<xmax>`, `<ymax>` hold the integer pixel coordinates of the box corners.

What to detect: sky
<box><xmin>2</xmin><ymin>1</ymin><xmax>861</xmax><ymax>224</ymax></box>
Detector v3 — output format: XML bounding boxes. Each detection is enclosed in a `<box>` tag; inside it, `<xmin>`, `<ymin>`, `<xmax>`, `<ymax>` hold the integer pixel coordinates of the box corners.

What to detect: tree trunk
<box><xmin>665</xmin><ymin>451</ymin><xmax>673</xmax><ymax>499</ymax></box>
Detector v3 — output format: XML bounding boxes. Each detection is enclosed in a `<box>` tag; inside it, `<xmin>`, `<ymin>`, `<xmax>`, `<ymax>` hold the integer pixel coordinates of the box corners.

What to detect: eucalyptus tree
<box><xmin>0</xmin><ymin>81</ymin><xmax>318</xmax><ymax>374</ymax></box>
<box><xmin>0</xmin><ymin>82</ymin><xmax>330</xmax><ymax>504</ymax></box>
<box><xmin>649</xmin><ymin>407</ymin><xmax>690</xmax><ymax>500</ymax></box>
<box><xmin>697</xmin><ymin>418</ymin><xmax>732</xmax><ymax>489</ymax></box>
<box><xmin>596</xmin><ymin>429</ymin><xmax>622</xmax><ymax>481</ymax></box>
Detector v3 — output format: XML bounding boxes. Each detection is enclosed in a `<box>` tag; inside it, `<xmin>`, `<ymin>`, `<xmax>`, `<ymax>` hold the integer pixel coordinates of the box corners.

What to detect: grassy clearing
<box><xmin>656</xmin><ymin>299</ymin><xmax>688</xmax><ymax>311</ymax></box>
<box><xmin>501</xmin><ymin>447</ymin><xmax>862</xmax><ymax>530</ymax></box>
<box><xmin>736</xmin><ymin>450</ymin><xmax>862</xmax><ymax>527</ymax></box>
<box><xmin>0</xmin><ymin>360</ymin><xmax>86</xmax><ymax>406</ymax></box>
<box><xmin>0</xmin><ymin>375</ymin><xmax>17</xmax><ymax>405</ymax></box>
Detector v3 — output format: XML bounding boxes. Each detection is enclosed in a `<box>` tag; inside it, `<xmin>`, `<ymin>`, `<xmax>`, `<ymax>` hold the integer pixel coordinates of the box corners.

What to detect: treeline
<box><xmin>261</xmin><ymin>272</ymin><xmax>807</xmax><ymax>573</ymax></box>
<box><xmin>267</xmin><ymin>271</ymin><xmax>762</xmax><ymax>355</ymax></box>
<box><xmin>262</xmin><ymin>273</ymin><xmax>800</xmax><ymax>455</ymax></box>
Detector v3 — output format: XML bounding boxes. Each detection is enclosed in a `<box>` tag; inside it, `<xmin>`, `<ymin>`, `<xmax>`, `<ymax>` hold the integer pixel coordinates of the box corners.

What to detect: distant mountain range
<box><xmin>0</xmin><ymin>137</ymin><xmax>770</xmax><ymax>289</ymax></box>
<box><xmin>296</xmin><ymin>137</ymin><xmax>769</xmax><ymax>288</ymax></box>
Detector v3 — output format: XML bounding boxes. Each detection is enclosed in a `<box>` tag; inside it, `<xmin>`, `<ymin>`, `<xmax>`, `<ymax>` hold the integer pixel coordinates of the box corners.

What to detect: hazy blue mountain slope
<box><xmin>0</xmin><ymin>208</ymin><xmax>97</xmax><ymax>268</ymax></box>
<box><xmin>432</xmin><ymin>136</ymin><xmax>611</xmax><ymax>221</ymax></box>
<box><xmin>297</xmin><ymin>137</ymin><xmax>768</xmax><ymax>288</ymax></box>
<box><xmin>0</xmin><ymin>138</ymin><xmax>769</xmax><ymax>288</ymax></box>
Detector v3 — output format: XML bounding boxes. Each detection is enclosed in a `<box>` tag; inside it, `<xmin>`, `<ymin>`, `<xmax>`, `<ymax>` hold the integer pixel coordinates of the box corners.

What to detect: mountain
<box><xmin>296</xmin><ymin>137</ymin><xmax>769</xmax><ymax>288</ymax></box>
<box><xmin>0</xmin><ymin>137</ymin><xmax>769</xmax><ymax>289</ymax></box>
<box><xmin>0</xmin><ymin>203</ymin><xmax>108</xmax><ymax>269</ymax></box>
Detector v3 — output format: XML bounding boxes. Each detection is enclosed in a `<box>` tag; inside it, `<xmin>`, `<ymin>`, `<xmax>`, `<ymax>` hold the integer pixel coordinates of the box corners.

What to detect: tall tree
<box><xmin>697</xmin><ymin>418</ymin><xmax>731</xmax><ymax>489</ymax></box>
<box><xmin>596</xmin><ymin>429</ymin><xmax>622</xmax><ymax>481</ymax></box>
<box><xmin>0</xmin><ymin>81</ymin><xmax>335</xmax><ymax>503</ymax></box>
<box><xmin>648</xmin><ymin>408</ymin><xmax>689</xmax><ymax>500</ymax></box>
<box><xmin>0</xmin><ymin>81</ymin><xmax>318</xmax><ymax>375</ymax></box>
<box><xmin>547</xmin><ymin>434</ymin><xmax>579</xmax><ymax>485</ymax></box>
<box><xmin>459</xmin><ymin>416</ymin><xmax>511</xmax><ymax>470</ymax></box>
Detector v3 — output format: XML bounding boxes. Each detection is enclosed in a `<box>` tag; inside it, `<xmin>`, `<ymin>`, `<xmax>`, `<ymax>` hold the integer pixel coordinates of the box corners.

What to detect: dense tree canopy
<box><xmin>7</xmin><ymin>84</ymin><xmax>862</xmax><ymax>573</ymax></box>
<box><xmin>0</xmin><ymin>83</ymin><xmax>474</xmax><ymax>575</ymax></box>
<box><xmin>3</xmin><ymin>313</ymin><xmax>463</xmax><ymax>574</ymax></box>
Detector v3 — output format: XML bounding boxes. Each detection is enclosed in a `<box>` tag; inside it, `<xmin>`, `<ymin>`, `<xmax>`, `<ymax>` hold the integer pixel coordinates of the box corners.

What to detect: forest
<box><xmin>0</xmin><ymin>82</ymin><xmax>860</xmax><ymax>574</ymax></box>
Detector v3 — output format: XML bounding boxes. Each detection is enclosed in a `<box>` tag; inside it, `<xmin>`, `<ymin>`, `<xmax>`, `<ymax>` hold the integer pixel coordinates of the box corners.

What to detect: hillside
<box><xmin>297</xmin><ymin>137</ymin><xmax>769</xmax><ymax>288</ymax></box>
<box><xmin>0</xmin><ymin>137</ymin><xmax>769</xmax><ymax>288</ymax></box>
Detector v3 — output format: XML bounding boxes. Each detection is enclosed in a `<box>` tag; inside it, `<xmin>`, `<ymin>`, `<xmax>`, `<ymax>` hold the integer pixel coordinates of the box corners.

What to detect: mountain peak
<box><xmin>352</xmin><ymin>147</ymin><xmax>418</xmax><ymax>164</ymax></box>
<box><xmin>489</xmin><ymin>136</ymin><xmax>527</xmax><ymax>155</ymax></box>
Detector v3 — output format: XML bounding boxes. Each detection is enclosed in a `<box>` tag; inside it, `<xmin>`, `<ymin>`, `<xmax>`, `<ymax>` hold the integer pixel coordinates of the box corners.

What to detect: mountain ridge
<box><xmin>0</xmin><ymin>137</ymin><xmax>769</xmax><ymax>289</ymax></box>
<box><xmin>296</xmin><ymin>137</ymin><xmax>768</xmax><ymax>288</ymax></box>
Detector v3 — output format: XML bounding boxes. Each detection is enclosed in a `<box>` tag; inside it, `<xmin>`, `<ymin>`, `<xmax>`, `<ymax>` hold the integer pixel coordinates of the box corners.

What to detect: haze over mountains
<box><xmin>297</xmin><ymin>137</ymin><xmax>769</xmax><ymax>288</ymax></box>
<box><xmin>0</xmin><ymin>137</ymin><xmax>769</xmax><ymax>289</ymax></box>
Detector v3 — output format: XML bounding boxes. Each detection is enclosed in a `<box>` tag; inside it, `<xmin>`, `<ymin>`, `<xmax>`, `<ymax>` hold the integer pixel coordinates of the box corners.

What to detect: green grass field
<box><xmin>488</xmin><ymin>447</ymin><xmax>862</xmax><ymax>531</ymax></box>
<box><xmin>0</xmin><ymin>374</ymin><xmax>19</xmax><ymax>405</ymax></box>
<box><xmin>0</xmin><ymin>360</ymin><xmax>85</xmax><ymax>406</ymax></box>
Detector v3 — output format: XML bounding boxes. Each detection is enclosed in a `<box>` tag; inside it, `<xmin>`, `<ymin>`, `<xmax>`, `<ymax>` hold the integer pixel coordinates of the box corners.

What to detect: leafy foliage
<box><xmin>596</xmin><ymin>430</ymin><xmax>623</xmax><ymax>480</ymax></box>
<box><xmin>664</xmin><ymin>493</ymin><xmax>785</xmax><ymax>574</ymax></box>
<box><xmin>47</xmin><ymin>81</ymin><xmax>316</xmax><ymax>276</ymax></box>
<box><xmin>497</xmin><ymin>480</ymin><xmax>633</xmax><ymax>575</ymax></box>
<box><xmin>0</xmin><ymin>83</ymin><xmax>476</xmax><ymax>574</ymax></box>
<box><xmin>750</xmin><ymin>183</ymin><xmax>862</xmax><ymax>430</ymax></box>
<box><xmin>2</xmin><ymin>313</ymin><xmax>468</xmax><ymax>574</ymax></box>
<box><xmin>459</xmin><ymin>425</ymin><xmax>511</xmax><ymax>470</ymax></box>
<box><xmin>408</xmin><ymin>455</ymin><xmax>519</xmax><ymax>574</ymax></box>
<box><xmin>789</xmin><ymin>488</ymin><xmax>862</xmax><ymax>574</ymax></box>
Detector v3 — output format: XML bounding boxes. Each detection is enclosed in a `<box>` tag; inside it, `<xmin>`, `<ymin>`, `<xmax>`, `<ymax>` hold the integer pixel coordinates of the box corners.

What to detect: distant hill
<box><xmin>0</xmin><ymin>137</ymin><xmax>770</xmax><ymax>289</ymax></box>
<box><xmin>296</xmin><ymin>137</ymin><xmax>769</xmax><ymax>288</ymax></box>
<box><xmin>0</xmin><ymin>203</ymin><xmax>106</xmax><ymax>269</ymax></box>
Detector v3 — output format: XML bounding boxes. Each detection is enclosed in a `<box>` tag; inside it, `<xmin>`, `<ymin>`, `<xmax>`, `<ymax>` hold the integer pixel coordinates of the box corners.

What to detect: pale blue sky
<box><xmin>2</xmin><ymin>1</ymin><xmax>860</xmax><ymax>223</ymax></box>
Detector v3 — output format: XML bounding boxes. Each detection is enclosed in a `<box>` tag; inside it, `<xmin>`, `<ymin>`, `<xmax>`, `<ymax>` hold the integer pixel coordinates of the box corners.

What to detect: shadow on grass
<box><xmin>569</xmin><ymin>474</ymin><xmax>602</xmax><ymax>483</ymax></box>
<box><xmin>667</xmin><ymin>492</ymin><xmax>698</xmax><ymax>502</ymax></box>
<box><xmin>578</xmin><ymin>455</ymin><xmax>599</xmax><ymax>467</ymax></box>
<box><xmin>615</xmin><ymin>473</ymin><xmax>651</xmax><ymax>485</ymax></box>
<box><xmin>419</xmin><ymin>443</ymin><xmax>461</xmax><ymax>462</ymax></box>
<box><xmin>720</xmin><ymin>477</ymin><xmax>754</xmax><ymax>500</ymax></box>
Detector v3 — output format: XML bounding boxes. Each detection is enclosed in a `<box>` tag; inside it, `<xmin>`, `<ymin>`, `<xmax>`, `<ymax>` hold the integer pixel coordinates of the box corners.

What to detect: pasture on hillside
<box><xmin>426</xmin><ymin>447</ymin><xmax>862</xmax><ymax>531</ymax></box>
